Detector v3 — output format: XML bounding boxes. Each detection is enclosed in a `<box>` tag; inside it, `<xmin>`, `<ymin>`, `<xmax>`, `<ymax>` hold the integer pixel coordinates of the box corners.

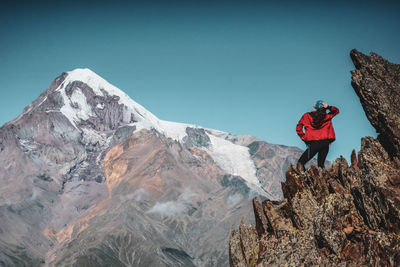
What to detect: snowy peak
<box><xmin>56</xmin><ymin>68</ymin><xmax>158</xmax><ymax>130</ymax></box>
<box><xmin>15</xmin><ymin>68</ymin><xmax>271</xmax><ymax>198</ymax></box>
<box><xmin>58</xmin><ymin>68</ymin><xmax>200</xmax><ymax>142</ymax></box>
<box><xmin>65</xmin><ymin>68</ymin><xmax>118</xmax><ymax>96</ymax></box>
<box><xmin>64</xmin><ymin>68</ymin><xmax>142</xmax><ymax>110</ymax></box>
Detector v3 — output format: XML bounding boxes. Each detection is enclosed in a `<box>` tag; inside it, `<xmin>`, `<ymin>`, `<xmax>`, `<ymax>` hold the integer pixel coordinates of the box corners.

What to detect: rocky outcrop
<box><xmin>248</xmin><ymin>141</ymin><xmax>324</xmax><ymax>199</ymax></box>
<box><xmin>229</xmin><ymin>50</ymin><xmax>400</xmax><ymax>266</ymax></box>
<box><xmin>183</xmin><ymin>127</ymin><xmax>211</xmax><ymax>148</ymax></box>
<box><xmin>351</xmin><ymin>49</ymin><xmax>400</xmax><ymax>158</ymax></box>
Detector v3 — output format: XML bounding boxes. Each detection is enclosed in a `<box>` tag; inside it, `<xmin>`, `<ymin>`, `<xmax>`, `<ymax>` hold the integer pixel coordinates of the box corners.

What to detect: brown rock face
<box><xmin>351</xmin><ymin>49</ymin><xmax>400</xmax><ymax>158</ymax></box>
<box><xmin>229</xmin><ymin>50</ymin><xmax>400</xmax><ymax>266</ymax></box>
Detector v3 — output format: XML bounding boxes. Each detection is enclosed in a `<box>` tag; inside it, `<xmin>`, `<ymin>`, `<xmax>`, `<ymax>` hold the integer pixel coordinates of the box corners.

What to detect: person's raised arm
<box><xmin>325</xmin><ymin>105</ymin><xmax>339</xmax><ymax>120</ymax></box>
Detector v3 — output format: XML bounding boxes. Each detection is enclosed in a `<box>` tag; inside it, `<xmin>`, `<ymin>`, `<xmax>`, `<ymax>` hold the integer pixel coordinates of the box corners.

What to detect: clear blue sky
<box><xmin>1</xmin><ymin>0</ymin><xmax>399</xmax><ymax>161</ymax></box>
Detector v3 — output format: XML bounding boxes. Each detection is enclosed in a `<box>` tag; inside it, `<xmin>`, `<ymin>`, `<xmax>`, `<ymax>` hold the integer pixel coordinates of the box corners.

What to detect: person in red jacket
<box><xmin>296</xmin><ymin>100</ymin><xmax>339</xmax><ymax>170</ymax></box>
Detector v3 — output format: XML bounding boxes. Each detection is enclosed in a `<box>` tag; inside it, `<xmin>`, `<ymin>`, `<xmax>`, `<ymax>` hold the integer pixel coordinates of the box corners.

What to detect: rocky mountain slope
<box><xmin>229</xmin><ymin>49</ymin><xmax>400</xmax><ymax>266</ymax></box>
<box><xmin>0</xmin><ymin>68</ymin><xmax>314</xmax><ymax>266</ymax></box>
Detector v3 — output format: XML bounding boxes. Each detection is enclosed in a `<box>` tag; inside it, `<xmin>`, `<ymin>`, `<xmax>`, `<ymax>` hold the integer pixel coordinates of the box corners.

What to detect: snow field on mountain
<box><xmin>58</xmin><ymin>86</ymin><xmax>86</xmax><ymax>128</ymax></box>
<box><xmin>204</xmin><ymin>134</ymin><xmax>260</xmax><ymax>187</ymax></box>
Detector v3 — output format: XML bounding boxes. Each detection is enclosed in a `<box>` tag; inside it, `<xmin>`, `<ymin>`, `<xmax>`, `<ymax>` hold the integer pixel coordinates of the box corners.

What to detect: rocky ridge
<box><xmin>229</xmin><ymin>49</ymin><xmax>400</xmax><ymax>266</ymax></box>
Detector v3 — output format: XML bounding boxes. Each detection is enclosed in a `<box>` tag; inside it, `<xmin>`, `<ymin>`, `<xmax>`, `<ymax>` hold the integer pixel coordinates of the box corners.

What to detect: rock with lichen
<box><xmin>351</xmin><ymin>49</ymin><xmax>400</xmax><ymax>158</ymax></box>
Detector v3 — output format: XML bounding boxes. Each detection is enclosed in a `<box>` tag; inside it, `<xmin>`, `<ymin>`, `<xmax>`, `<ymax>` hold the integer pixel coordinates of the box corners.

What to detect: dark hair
<box><xmin>310</xmin><ymin>108</ymin><xmax>327</xmax><ymax>129</ymax></box>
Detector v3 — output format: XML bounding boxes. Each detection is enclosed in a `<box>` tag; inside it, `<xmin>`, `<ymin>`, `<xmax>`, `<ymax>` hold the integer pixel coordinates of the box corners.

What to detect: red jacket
<box><xmin>296</xmin><ymin>106</ymin><xmax>339</xmax><ymax>143</ymax></box>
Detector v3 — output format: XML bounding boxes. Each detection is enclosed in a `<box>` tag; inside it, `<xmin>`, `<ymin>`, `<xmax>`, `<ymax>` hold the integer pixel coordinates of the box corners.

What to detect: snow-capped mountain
<box><xmin>0</xmin><ymin>69</ymin><xmax>313</xmax><ymax>266</ymax></box>
<box><xmin>19</xmin><ymin>68</ymin><xmax>270</xmax><ymax>197</ymax></box>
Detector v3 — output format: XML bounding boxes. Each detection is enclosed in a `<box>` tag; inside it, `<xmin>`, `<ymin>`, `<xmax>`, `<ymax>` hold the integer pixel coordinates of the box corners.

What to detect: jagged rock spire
<box><xmin>351</xmin><ymin>49</ymin><xmax>400</xmax><ymax>158</ymax></box>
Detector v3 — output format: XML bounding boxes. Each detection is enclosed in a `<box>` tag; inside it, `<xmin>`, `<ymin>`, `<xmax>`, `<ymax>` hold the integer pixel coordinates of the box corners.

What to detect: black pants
<box><xmin>297</xmin><ymin>139</ymin><xmax>330</xmax><ymax>169</ymax></box>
